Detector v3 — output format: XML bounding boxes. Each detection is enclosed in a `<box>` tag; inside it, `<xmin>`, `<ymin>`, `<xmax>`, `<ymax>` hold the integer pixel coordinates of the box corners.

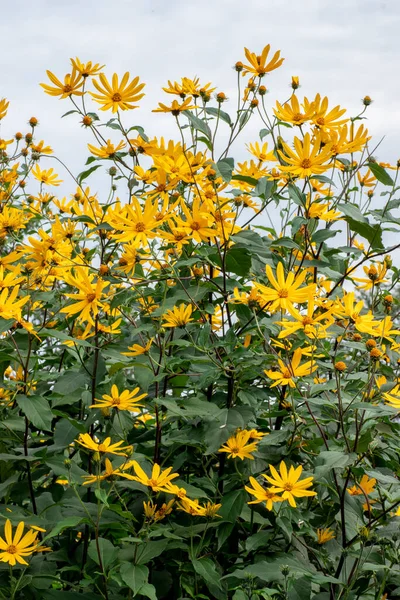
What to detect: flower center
<box><xmin>300</xmin><ymin>159</ymin><xmax>312</xmax><ymax>169</ymax></box>
<box><xmin>278</xmin><ymin>288</ymin><xmax>289</xmax><ymax>298</ymax></box>
<box><xmin>98</xmin><ymin>444</ymin><xmax>107</xmax><ymax>452</ymax></box>
<box><xmin>112</xmin><ymin>93</ymin><xmax>122</xmax><ymax>102</ymax></box>
<box><xmin>283</xmin><ymin>483</ymin><xmax>294</xmax><ymax>491</ymax></box>
<box><xmin>231</xmin><ymin>446</ymin><xmax>240</xmax><ymax>454</ymax></box>
<box><xmin>86</xmin><ymin>293</ymin><xmax>96</xmax><ymax>303</ymax></box>
<box><xmin>63</xmin><ymin>85</ymin><xmax>73</xmax><ymax>94</ymax></box>
<box><xmin>148</xmin><ymin>478</ymin><xmax>158</xmax><ymax>487</ymax></box>
<box><xmin>302</xmin><ymin>316</ymin><xmax>313</xmax><ymax>325</ymax></box>
<box><xmin>111</xmin><ymin>398</ymin><xmax>121</xmax><ymax>406</ymax></box>
<box><xmin>191</xmin><ymin>222</ymin><xmax>201</xmax><ymax>231</ymax></box>
<box><xmin>135</xmin><ymin>222</ymin><xmax>146</xmax><ymax>232</ymax></box>
<box><xmin>282</xmin><ymin>369</ymin><xmax>292</xmax><ymax>379</ymax></box>
<box><xmin>292</xmin><ymin>113</ymin><xmax>304</xmax><ymax>123</ymax></box>
<box><xmin>316</xmin><ymin>117</ymin><xmax>325</xmax><ymax>126</ymax></box>
<box><xmin>7</xmin><ymin>544</ymin><xmax>17</xmax><ymax>554</ymax></box>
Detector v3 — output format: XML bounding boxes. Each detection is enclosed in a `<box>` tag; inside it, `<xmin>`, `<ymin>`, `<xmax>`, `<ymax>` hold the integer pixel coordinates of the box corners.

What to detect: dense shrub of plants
<box><xmin>0</xmin><ymin>44</ymin><xmax>399</xmax><ymax>599</ymax></box>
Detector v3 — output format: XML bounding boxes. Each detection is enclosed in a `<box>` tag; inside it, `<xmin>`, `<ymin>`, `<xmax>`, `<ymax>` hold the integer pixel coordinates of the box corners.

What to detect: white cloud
<box><xmin>1</xmin><ymin>0</ymin><xmax>399</xmax><ymax>197</ymax></box>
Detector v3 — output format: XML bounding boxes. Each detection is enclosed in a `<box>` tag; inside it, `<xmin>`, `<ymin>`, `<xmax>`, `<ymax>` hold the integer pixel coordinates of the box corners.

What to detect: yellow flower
<box><xmin>353</xmin><ymin>263</ymin><xmax>387</xmax><ymax>290</ymax></box>
<box><xmin>265</xmin><ymin>461</ymin><xmax>317</xmax><ymax>507</ymax></box>
<box><xmin>32</xmin><ymin>164</ymin><xmax>63</xmax><ymax>186</ymax></box>
<box><xmin>40</xmin><ymin>68</ymin><xmax>84</xmax><ymax>99</ymax></box>
<box><xmin>120</xmin><ymin>461</ymin><xmax>179</xmax><ymax>492</ymax></box>
<box><xmin>143</xmin><ymin>500</ymin><xmax>174</xmax><ymax>521</ymax></box>
<box><xmin>174</xmin><ymin>197</ymin><xmax>216</xmax><ymax>243</ymax></box>
<box><xmin>347</xmin><ymin>474</ymin><xmax>376</xmax><ymax>496</ymax></box>
<box><xmin>90</xmin><ymin>72</ymin><xmax>145</xmax><ymax>112</ymax></box>
<box><xmin>197</xmin><ymin>501</ymin><xmax>222</xmax><ymax>518</ymax></box>
<box><xmin>254</xmin><ymin>262</ymin><xmax>316</xmax><ymax>314</ymax></box>
<box><xmin>30</xmin><ymin>140</ymin><xmax>53</xmax><ymax>155</ymax></box>
<box><xmin>317</xmin><ymin>528</ymin><xmax>335</xmax><ymax>544</ymax></box>
<box><xmin>152</xmin><ymin>98</ymin><xmax>197</xmax><ymax>115</ymax></box>
<box><xmin>219</xmin><ymin>430</ymin><xmax>259</xmax><ymax>460</ymax></box>
<box><xmin>122</xmin><ymin>338</ymin><xmax>154</xmax><ymax>357</ymax></box>
<box><xmin>305</xmin><ymin>93</ymin><xmax>348</xmax><ymax>130</ymax></box>
<box><xmin>245</xmin><ymin>476</ymin><xmax>284</xmax><ymax>510</ymax></box>
<box><xmin>90</xmin><ymin>385</ymin><xmax>147</xmax><ymax>411</ymax></box>
<box><xmin>0</xmin><ymin>286</ymin><xmax>29</xmax><ymax>321</ymax></box>
<box><xmin>278</xmin><ymin>298</ymin><xmax>334</xmax><ymax>340</ymax></box>
<box><xmin>108</xmin><ymin>197</ymin><xmax>160</xmax><ymax>247</ymax></box>
<box><xmin>82</xmin><ymin>458</ymin><xmax>127</xmax><ymax>485</ymax></box>
<box><xmin>87</xmin><ymin>139</ymin><xmax>126</xmax><ymax>158</ymax></box>
<box><xmin>242</xmin><ymin>44</ymin><xmax>284</xmax><ymax>78</ymax></box>
<box><xmin>273</xmin><ymin>94</ymin><xmax>314</xmax><ymax>126</ymax></box>
<box><xmin>0</xmin><ymin>98</ymin><xmax>9</xmax><ymax>120</ymax></box>
<box><xmin>70</xmin><ymin>57</ymin><xmax>104</xmax><ymax>78</ymax></box>
<box><xmin>77</xmin><ymin>434</ymin><xmax>132</xmax><ymax>457</ymax></box>
<box><xmin>162</xmin><ymin>303</ymin><xmax>193</xmax><ymax>328</ymax></box>
<box><xmin>60</xmin><ymin>268</ymin><xmax>109</xmax><ymax>326</ymax></box>
<box><xmin>246</xmin><ymin>141</ymin><xmax>277</xmax><ymax>163</ymax></box>
<box><xmin>265</xmin><ymin>347</ymin><xmax>317</xmax><ymax>388</ymax></box>
<box><xmin>0</xmin><ymin>520</ymin><xmax>39</xmax><ymax>566</ymax></box>
<box><xmin>279</xmin><ymin>132</ymin><xmax>333</xmax><ymax>178</ymax></box>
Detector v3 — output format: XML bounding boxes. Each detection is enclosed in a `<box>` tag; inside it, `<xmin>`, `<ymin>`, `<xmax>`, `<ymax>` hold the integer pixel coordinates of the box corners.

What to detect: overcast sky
<box><xmin>1</xmin><ymin>0</ymin><xmax>400</xmax><ymax>197</ymax></box>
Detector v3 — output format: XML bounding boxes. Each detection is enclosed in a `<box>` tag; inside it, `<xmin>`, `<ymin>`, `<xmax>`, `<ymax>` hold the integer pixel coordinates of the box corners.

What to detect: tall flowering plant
<box><xmin>0</xmin><ymin>46</ymin><xmax>399</xmax><ymax>599</ymax></box>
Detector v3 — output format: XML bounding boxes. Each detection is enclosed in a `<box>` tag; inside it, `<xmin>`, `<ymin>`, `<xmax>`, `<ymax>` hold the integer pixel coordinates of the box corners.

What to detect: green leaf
<box><xmin>205</xmin><ymin>106</ymin><xmax>232</xmax><ymax>126</ymax></box>
<box><xmin>312</xmin><ymin>229</ymin><xmax>338</xmax><ymax>243</ymax></box>
<box><xmin>288</xmin><ymin>184</ymin><xmax>306</xmax><ymax>207</ymax></box>
<box><xmin>192</xmin><ymin>558</ymin><xmax>222</xmax><ymax>590</ymax></box>
<box><xmin>337</xmin><ymin>203</ymin><xmax>366</xmax><ymax>222</ymax></box>
<box><xmin>345</xmin><ymin>218</ymin><xmax>384</xmax><ymax>250</ymax></box>
<box><xmin>216</xmin><ymin>158</ymin><xmax>234</xmax><ymax>182</ymax></box>
<box><xmin>184</xmin><ymin>111</ymin><xmax>212</xmax><ymax>139</ymax></box>
<box><xmin>120</xmin><ymin>563</ymin><xmax>149</xmax><ymax>596</ymax></box>
<box><xmin>219</xmin><ymin>489</ymin><xmax>246</xmax><ymax>523</ymax></box>
<box><xmin>260</xmin><ymin>128</ymin><xmax>270</xmax><ymax>140</ymax></box>
<box><xmin>40</xmin><ymin>328</ymin><xmax>93</xmax><ymax>348</ymax></box>
<box><xmin>77</xmin><ymin>164</ymin><xmax>102</xmax><ymax>185</ymax></box>
<box><xmin>53</xmin><ymin>370</ymin><xmax>89</xmax><ymax>395</ymax></box>
<box><xmin>368</xmin><ymin>161</ymin><xmax>395</xmax><ymax>186</ymax></box>
<box><xmin>17</xmin><ymin>395</ymin><xmax>53</xmax><ymax>431</ymax></box>
<box><xmin>315</xmin><ymin>450</ymin><xmax>356</xmax><ymax>477</ymax></box>
<box><xmin>225</xmin><ymin>247</ymin><xmax>251</xmax><ymax>275</ymax></box>
<box><xmin>88</xmin><ymin>538</ymin><xmax>117</xmax><ymax>569</ymax></box>
<box><xmin>288</xmin><ymin>577</ymin><xmax>312</xmax><ymax>600</ymax></box>
<box><xmin>135</xmin><ymin>539</ymin><xmax>168</xmax><ymax>564</ymax></box>
<box><xmin>45</xmin><ymin>517</ymin><xmax>84</xmax><ymax>540</ymax></box>
<box><xmin>137</xmin><ymin>584</ymin><xmax>158</xmax><ymax>600</ymax></box>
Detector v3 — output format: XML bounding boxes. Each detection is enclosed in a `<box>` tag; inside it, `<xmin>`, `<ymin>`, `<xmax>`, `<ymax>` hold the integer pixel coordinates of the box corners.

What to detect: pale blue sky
<box><xmin>1</xmin><ymin>0</ymin><xmax>400</xmax><ymax>194</ymax></box>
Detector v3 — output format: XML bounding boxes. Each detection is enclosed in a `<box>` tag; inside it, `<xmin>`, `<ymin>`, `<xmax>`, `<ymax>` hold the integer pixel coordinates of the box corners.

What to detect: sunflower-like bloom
<box><xmin>30</xmin><ymin>140</ymin><xmax>53</xmax><ymax>155</ymax></box>
<box><xmin>304</xmin><ymin>93</ymin><xmax>348</xmax><ymax>130</ymax></box>
<box><xmin>242</xmin><ymin>44</ymin><xmax>284</xmax><ymax>77</ymax></box>
<box><xmin>332</xmin><ymin>292</ymin><xmax>378</xmax><ymax>334</ymax></box>
<box><xmin>274</xmin><ymin>95</ymin><xmax>315</xmax><ymax>126</ymax></box>
<box><xmin>31</xmin><ymin>164</ymin><xmax>63</xmax><ymax>186</ymax></box>
<box><xmin>40</xmin><ymin>68</ymin><xmax>84</xmax><ymax>99</ymax></box>
<box><xmin>277</xmin><ymin>298</ymin><xmax>334</xmax><ymax>340</ymax></box>
<box><xmin>254</xmin><ymin>262</ymin><xmax>316</xmax><ymax>314</ymax></box>
<box><xmin>0</xmin><ymin>98</ymin><xmax>9</xmax><ymax>120</ymax></box>
<box><xmin>82</xmin><ymin>458</ymin><xmax>128</xmax><ymax>485</ymax></box>
<box><xmin>246</xmin><ymin>141</ymin><xmax>277</xmax><ymax>163</ymax></box>
<box><xmin>60</xmin><ymin>267</ymin><xmax>109</xmax><ymax>325</ymax></box>
<box><xmin>90</xmin><ymin>72</ymin><xmax>145</xmax><ymax>112</ymax></box>
<box><xmin>317</xmin><ymin>528</ymin><xmax>335</xmax><ymax>544</ymax></box>
<box><xmin>325</xmin><ymin>124</ymin><xmax>371</xmax><ymax>156</ymax></box>
<box><xmin>108</xmin><ymin>197</ymin><xmax>160</xmax><ymax>247</ymax></box>
<box><xmin>245</xmin><ymin>477</ymin><xmax>284</xmax><ymax>510</ymax></box>
<box><xmin>265</xmin><ymin>461</ymin><xmax>317</xmax><ymax>507</ymax></box>
<box><xmin>0</xmin><ymin>520</ymin><xmax>40</xmax><ymax>566</ymax></box>
<box><xmin>152</xmin><ymin>98</ymin><xmax>197</xmax><ymax>115</ymax></box>
<box><xmin>382</xmin><ymin>384</ymin><xmax>400</xmax><ymax>409</ymax></box>
<box><xmin>90</xmin><ymin>384</ymin><xmax>147</xmax><ymax>411</ymax></box>
<box><xmin>265</xmin><ymin>347</ymin><xmax>317</xmax><ymax>388</ymax></box>
<box><xmin>0</xmin><ymin>286</ymin><xmax>29</xmax><ymax>321</ymax></box>
<box><xmin>219</xmin><ymin>429</ymin><xmax>259</xmax><ymax>460</ymax></box>
<box><xmin>87</xmin><ymin>139</ymin><xmax>126</xmax><ymax>158</ymax></box>
<box><xmin>143</xmin><ymin>499</ymin><xmax>174</xmax><ymax>521</ymax></box>
<box><xmin>279</xmin><ymin>133</ymin><xmax>333</xmax><ymax>179</ymax></box>
<box><xmin>120</xmin><ymin>461</ymin><xmax>179</xmax><ymax>492</ymax></box>
<box><xmin>77</xmin><ymin>433</ymin><xmax>132</xmax><ymax>457</ymax></box>
<box><xmin>162</xmin><ymin>303</ymin><xmax>193</xmax><ymax>328</ymax></box>
<box><xmin>352</xmin><ymin>263</ymin><xmax>388</xmax><ymax>290</ymax></box>
<box><xmin>122</xmin><ymin>338</ymin><xmax>154</xmax><ymax>357</ymax></box>
<box><xmin>347</xmin><ymin>474</ymin><xmax>376</xmax><ymax>496</ymax></box>
<box><xmin>174</xmin><ymin>197</ymin><xmax>216</xmax><ymax>243</ymax></box>
<box><xmin>70</xmin><ymin>57</ymin><xmax>105</xmax><ymax>78</ymax></box>
<box><xmin>357</xmin><ymin>169</ymin><xmax>376</xmax><ymax>188</ymax></box>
